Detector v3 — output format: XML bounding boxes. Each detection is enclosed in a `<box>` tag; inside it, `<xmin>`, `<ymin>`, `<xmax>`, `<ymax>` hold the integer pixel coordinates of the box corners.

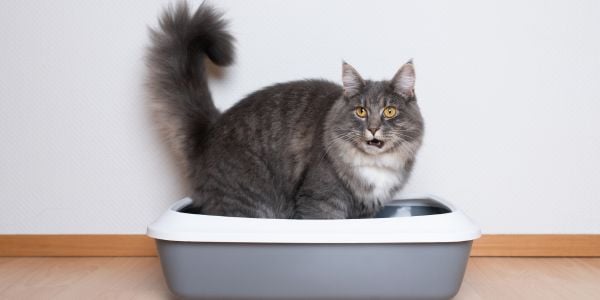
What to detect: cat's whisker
<box><xmin>316</xmin><ymin>133</ymin><xmax>354</xmax><ymax>166</ymax></box>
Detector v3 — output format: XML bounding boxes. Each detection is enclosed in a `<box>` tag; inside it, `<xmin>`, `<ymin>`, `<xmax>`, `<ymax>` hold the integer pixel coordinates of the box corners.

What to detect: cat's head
<box><xmin>327</xmin><ymin>61</ymin><xmax>424</xmax><ymax>157</ymax></box>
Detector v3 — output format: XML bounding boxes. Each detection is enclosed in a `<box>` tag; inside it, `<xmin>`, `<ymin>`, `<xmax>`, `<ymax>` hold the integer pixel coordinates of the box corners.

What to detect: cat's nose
<box><xmin>368</xmin><ymin>127</ymin><xmax>379</xmax><ymax>135</ymax></box>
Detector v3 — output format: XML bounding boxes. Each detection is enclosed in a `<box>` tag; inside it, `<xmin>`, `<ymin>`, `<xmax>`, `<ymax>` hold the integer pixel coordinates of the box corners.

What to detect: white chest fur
<box><xmin>355</xmin><ymin>166</ymin><xmax>403</xmax><ymax>200</ymax></box>
<box><xmin>340</xmin><ymin>147</ymin><xmax>407</xmax><ymax>202</ymax></box>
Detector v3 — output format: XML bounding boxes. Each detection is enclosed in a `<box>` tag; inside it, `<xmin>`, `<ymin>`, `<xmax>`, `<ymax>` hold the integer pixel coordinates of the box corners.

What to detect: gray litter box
<box><xmin>147</xmin><ymin>195</ymin><xmax>480</xmax><ymax>300</ymax></box>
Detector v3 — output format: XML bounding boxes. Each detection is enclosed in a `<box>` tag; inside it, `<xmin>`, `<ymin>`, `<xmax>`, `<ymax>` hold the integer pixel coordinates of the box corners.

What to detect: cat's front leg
<box><xmin>293</xmin><ymin>192</ymin><xmax>350</xmax><ymax>219</ymax></box>
<box><xmin>292</xmin><ymin>166</ymin><xmax>354</xmax><ymax>219</ymax></box>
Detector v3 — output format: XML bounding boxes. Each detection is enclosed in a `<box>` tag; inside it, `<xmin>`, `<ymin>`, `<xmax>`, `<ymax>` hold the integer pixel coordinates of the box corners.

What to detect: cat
<box><xmin>146</xmin><ymin>2</ymin><xmax>424</xmax><ymax>219</ymax></box>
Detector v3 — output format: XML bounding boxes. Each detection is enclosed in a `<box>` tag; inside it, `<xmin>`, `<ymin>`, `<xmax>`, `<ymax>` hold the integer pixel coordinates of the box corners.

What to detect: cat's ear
<box><xmin>342</xmin><ymin>61</ymin><xmax>365</xmax><ymax>97</ymax></box>
<box><xmin>391</xmin><ymin>60</ymin><xmax>416</xmax><ymax>98</ymax></box>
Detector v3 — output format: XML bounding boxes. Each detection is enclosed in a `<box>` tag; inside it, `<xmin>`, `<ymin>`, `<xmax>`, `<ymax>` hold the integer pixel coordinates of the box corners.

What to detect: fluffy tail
<box><xmin>146</xmin><ymin>2</ymin><xmax>234</xmax><ymax>175</ymax></box>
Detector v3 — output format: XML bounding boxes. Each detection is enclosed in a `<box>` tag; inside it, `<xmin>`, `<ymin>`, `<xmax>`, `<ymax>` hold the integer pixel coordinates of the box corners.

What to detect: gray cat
<box><xmin>147</xmin><ymin>2</ymin><xmax>424</xmax><ymax>219</ymax></box>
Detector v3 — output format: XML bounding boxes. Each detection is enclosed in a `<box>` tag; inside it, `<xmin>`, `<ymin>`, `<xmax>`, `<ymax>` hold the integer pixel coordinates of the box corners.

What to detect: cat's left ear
<box><xmin>392</xmin><ymin>60</ymin><xmax>416</xmax><ymax>98</ymax></box>
<box><xmin>342</xmin><ymin>61</ymin><xmax>365</xmax><ymax>97</ymax></box>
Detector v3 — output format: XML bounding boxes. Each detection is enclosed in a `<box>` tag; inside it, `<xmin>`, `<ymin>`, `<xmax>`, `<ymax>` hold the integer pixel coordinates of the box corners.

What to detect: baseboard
<box><xmin>471</xmin><ymin>234</ymin><xmax>600</xmax><ymax>257</ymax></box>
<box><xmin>0</xmin><ymin>235</ymin><xmax>156</xmax><ymax>257</ymax></box>
<box><xmin>0</xmin><ymin>234</ymin><xmax>598</xmax><ymax>257</ymax></box>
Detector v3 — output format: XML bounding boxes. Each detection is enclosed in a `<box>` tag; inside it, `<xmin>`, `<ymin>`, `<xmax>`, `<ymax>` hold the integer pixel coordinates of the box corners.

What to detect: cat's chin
<box><xmin>359</xmin><ymin>142</ymin><xmax>388</xmax><ymax>155</ymax></box>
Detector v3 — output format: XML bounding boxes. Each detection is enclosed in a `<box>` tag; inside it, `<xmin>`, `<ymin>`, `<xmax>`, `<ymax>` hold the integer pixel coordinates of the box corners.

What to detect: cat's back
<box><xmin>212</xmin><ymin>79</ymin><xmax>343</xmax><ymax>145</ymax></box>
<box><xmin>222</xmin><ymin>79</ymin><xmax>343</xmax><ymax>122</ymax></box>
<box><xmin>202</xmin><ymin>79</ymin><xmax>343</xmax><ymax>193</ymax></box>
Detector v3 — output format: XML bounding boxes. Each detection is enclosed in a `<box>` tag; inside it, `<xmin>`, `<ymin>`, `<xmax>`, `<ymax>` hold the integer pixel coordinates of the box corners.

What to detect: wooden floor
<box><xmin>0</xmin><ymin>257</ymin><xmax>599</xmax><ymax>299</ymax></box>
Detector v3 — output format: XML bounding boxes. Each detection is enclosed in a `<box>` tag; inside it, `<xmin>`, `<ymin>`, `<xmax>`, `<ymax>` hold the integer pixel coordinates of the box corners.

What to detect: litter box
<box><xmin>147</xmin><ymin>195</ymin><xmax>480</xmax><ymax>300</ymax></box>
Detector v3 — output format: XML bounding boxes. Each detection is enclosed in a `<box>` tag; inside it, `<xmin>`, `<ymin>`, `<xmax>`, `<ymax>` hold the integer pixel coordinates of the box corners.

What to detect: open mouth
<box><xmin>366</xmin><ymin>139</ymin><xmax>384</xmax><ymax>148</ymax></box>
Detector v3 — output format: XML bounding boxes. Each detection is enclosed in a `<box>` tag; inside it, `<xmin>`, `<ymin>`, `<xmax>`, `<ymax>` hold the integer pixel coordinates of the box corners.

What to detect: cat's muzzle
<box><xmin>366</xmin><ymin>139</ymin><xmax>384</xmax><ymax>148</ymax></box>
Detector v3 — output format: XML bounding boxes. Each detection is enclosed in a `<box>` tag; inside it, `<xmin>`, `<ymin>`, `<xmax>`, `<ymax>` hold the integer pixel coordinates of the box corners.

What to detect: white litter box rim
<box><xmin>147</xmin><ymin>194</ymin><xmax>481</xmax><ymax>244</ymax></box>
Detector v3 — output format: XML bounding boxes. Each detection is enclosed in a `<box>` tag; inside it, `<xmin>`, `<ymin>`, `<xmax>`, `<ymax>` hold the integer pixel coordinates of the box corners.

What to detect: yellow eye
<box><xmin>383</xmin><ymin>106</ymin><xmax>397</xmax><ymax>118</ymax></box>
<box><xmin>355</xmin><ymin>106</ymin><xmax>367</xmax><ymax>118</ymax></box>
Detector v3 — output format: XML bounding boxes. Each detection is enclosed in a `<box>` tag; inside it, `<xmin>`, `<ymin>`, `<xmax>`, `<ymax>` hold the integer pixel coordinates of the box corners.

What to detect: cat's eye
<box><xmin>355</xmin><ymin>106</ymin><xmax>367</xmax><ymax>118</ymax></box>
<box><xmin>383</xmin><ymin>106</ymin><xmax>397</xmax><ymax>118</ymax></box>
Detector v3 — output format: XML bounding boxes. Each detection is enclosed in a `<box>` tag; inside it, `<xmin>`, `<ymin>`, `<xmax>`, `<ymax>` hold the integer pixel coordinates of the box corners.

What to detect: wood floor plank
<box><xmin>455</xmin><ymin>258</ymin><xmax>600</xmax><ymax>299</ymax></box>
<box><xmin>0</xmin><ymin>257</ymin><xmax>599</xmax><ymax>299</ymax></box>
<box><xmin>0</xmin><ymin>258</ymin><xmax>46</xmax><ymax>295</ymax></box>
<box><xmin>54</xmin><ymin>257</ymin><xmax>171</xmax><ymax>300</ymax></box>
<box><xmin>0</xmin><ymin>257</ymin><xmax>102</xmax><ymax>299</ymax></box>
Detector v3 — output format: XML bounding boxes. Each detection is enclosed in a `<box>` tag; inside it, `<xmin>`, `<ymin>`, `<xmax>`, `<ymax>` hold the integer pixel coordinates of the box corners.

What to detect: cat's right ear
<box><xmin>391</xmin><ymin>60</ymin><xmax>416</xmax><ymax>98</ymax></box>
<box><xmin>342</xmin><ymin>61</ymin><xmax>365</xmax><ymax>97</ymax></box>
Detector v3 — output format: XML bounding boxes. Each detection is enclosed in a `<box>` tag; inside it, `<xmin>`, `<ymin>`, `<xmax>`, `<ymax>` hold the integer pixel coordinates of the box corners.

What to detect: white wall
<box><xmin>1</xmin><ymin>0</ymin><xmax>599</xmax><ymax>234</ymax></box>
